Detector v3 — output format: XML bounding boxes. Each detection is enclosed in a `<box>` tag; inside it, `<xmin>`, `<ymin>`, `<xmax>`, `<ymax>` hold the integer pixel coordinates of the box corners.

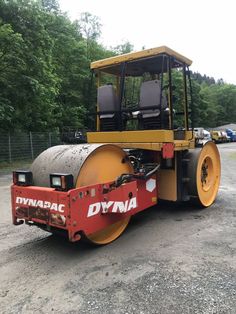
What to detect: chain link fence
<box><xmin>0</xmin><ymin>132</ymin><xmax>62</xmax><ymax>163</ymax></box>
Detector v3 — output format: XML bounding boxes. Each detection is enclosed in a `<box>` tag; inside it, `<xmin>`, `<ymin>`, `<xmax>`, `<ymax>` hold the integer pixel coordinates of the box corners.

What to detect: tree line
<box><xmin>0</xmin><ymin>0</ymin><xmax>236</xmax><ymax>132</ymax></box>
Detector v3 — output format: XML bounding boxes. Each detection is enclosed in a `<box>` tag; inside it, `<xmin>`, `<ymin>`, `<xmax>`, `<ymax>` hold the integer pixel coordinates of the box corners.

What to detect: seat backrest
<box><xmin>97</xmin><ymin>85</ymin><xmax>119</xmax><ymax>118</ymax></box>
<box><xmin>140</xmin><ymin>80</ymin><xmax>161</xmax><ymax>109</ymax></box>
<box><xmin>139</xmin><ymin>80</ymin><xmax>167</xmax><ymax>119</ymax></box>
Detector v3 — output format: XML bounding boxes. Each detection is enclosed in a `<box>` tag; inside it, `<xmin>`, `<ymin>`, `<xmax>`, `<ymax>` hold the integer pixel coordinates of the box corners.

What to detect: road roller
<box><xmin>11</xmin><ymin>46</ymin><xmax>221</xmax><ymax>245</ymax></box>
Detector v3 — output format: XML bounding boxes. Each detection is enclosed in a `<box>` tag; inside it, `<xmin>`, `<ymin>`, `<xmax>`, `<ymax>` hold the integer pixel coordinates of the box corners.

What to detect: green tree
<box><xmin>112</xmin><ymin>41</ymin><xmax>134</xmax><ymax>54</ymax></box>
<box><xmin>214</xmin><ymin>84</ymin><xmax>236</xmax><ymax>125</ymax></box>
<box><xmin>0</xmin><ymin>21</ymin><xmax>25</xmax><ymax>130</ymax></box>
<box><xmin>78</xmin><ymin>12</ymin><xmax>102</xmax><ymax>61</ymax></box>
<box><xmin>40</xmin><ymin>0</ymin><xmax>59</xmax><ymax>13</ymax></box>
<box><xmin>44</xmin><ymin>13</ymin><xmax>88</xmax><ymax>129</ymax></box>
<box><xmin>0</xmin><ymin>0</ymin><xmax>60</xmax><ymax>131</ymax></box>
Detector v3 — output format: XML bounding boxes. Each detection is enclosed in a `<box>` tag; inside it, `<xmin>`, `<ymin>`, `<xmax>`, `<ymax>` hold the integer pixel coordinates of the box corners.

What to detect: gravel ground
<box><xmin>0</xmin><ymin>143</ymin><xmax>235</xmax><ymax>314</ymax></box>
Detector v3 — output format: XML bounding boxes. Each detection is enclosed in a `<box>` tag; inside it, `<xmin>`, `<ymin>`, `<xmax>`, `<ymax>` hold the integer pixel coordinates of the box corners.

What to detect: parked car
<box><xmin>202</xmin><ymin>129</ymin><xmax>212</xmax><ymax>143</ymax></box>
<box><xmin>194</xmin><ymin>128</ymin><xmax>212</xmax><ymax>145</ymax></box>
<box><xmin>226</xmin><ymin>128</ymin><xmax>236</xmax><ymax>142</ymax></box>
<box><xmin>220</xmin><ymin>131</ymin><xmax>230</xmax><ymax>143</ymax></box>
<box><xmin>210</xmin><ymin>130</ymin><xmax>223</xmax><ymax>143</ymax></box>
<box><xmin>194</xmin><ymin>127</ymin><xmax>204</xmax><ymax>145</ymax></box>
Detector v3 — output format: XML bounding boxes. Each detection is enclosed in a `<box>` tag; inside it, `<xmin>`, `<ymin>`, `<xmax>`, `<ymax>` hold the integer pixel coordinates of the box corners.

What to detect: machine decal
<box><xmin>87</xmin><ymin>197</ymin><xmax>137</xmax><ymax>217</ymax></box>
<box><xmin>146</xmin><ymin>178</ymin><xmax>156</xmax><ymax>192</ymax></box>
<box><xmin>15</xmin><ymin>197</ymin><xmax>65</xmax><ymax>213</ymax></box>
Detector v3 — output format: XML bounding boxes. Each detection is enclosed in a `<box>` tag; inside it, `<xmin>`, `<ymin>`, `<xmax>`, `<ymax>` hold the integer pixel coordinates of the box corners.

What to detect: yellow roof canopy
<box><xmin>91</xmin><ymin>46</ymin><xmax>192</xmax><ymax>76</ymax></box>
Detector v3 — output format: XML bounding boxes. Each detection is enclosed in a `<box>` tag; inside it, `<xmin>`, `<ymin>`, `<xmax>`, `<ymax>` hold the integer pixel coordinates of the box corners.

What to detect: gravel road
<box><xmin>0</xmin><ymin>143</ymin><xmax>235</xmax><ymax>314</ymax></box>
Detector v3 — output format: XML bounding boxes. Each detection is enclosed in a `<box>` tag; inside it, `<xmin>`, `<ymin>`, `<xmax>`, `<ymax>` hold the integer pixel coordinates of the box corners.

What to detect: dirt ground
<box><xmin>0</xmin><ymin>143</ymin><xmax>235</xmax><ymax>314</ymax></box>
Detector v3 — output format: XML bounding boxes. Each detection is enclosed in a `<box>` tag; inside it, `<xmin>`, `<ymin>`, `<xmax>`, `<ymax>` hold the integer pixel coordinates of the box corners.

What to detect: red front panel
<box><xmin>12</xmin><ymin>186</ymin><xmax>70</xmax><ymax>229</ymax></box>
<box><xmin>68</xmin><ymin>181</ymin><xmax>138</xmax><ymax>237</ymax></box>
<box><xmin>11</xmin><ymin>176</ymin><xmax>158</xmax><ymax>242</ymax></box>
<box><xmin>67</xmin><ymin>176</ymin><xmax>157</xmax><ymax>239</ymax></box>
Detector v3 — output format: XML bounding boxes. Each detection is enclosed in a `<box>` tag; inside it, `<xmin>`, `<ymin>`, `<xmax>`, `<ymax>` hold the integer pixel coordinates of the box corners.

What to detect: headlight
<box><xmin>13</xmin><ymin>171</ymin><xmax>33</xmax><ymax>186</ymax></box>
<box><xmin>51</xmin><ymin>176</ymin><xmax>62</xmax><ymax>187</ymax></box>
<box><xmin>50</xmin><ymin>173</ymin><xmax>74</xmax><ymax>191</ymax></box>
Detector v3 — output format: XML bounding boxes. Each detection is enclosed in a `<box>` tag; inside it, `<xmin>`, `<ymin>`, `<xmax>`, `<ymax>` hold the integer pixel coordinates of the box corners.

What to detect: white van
<box><xmin>203</xmin><ymin>130</ymin><xmax>211</xmax><ymax>143</ymax></box>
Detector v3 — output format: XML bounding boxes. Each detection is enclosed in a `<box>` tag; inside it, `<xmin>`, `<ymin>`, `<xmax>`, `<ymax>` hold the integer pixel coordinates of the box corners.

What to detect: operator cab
<box><xmin>91</xmin><ymin>46</ymin><xmax>192</xmax><ymax>133</ymax></box>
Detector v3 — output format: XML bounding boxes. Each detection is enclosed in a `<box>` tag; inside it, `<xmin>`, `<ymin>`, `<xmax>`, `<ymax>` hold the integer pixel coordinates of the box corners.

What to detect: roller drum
<box><xmin>31</xmin><ymin>143</ymin><xmax>133</xmax><ymax>188</ymax></box>
<box><xmin>30</xmin><ymin>144</ymin><xmax>103</xmax><ymax>187</ymax></box>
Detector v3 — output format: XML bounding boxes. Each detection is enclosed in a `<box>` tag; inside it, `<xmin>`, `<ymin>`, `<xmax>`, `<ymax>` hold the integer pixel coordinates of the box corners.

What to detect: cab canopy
<box><xmin>91</xmin><ymin>46</ymin><xmax>192</xmax><ymax>76</ymax></box>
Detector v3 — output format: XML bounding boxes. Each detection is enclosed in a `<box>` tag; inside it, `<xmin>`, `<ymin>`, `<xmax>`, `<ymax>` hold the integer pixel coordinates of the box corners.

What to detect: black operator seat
<box><xmin>138</xmin><ymin>80</ymin><xmax>168</xmax><ymax>129</ymax></box>
<box><xmin>97</xmin><ymin>84</ymin><xmax>120</xmax><ymax>131</ymax></box>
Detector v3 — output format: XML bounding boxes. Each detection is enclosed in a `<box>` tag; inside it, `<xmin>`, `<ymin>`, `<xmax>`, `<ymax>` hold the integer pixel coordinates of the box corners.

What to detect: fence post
<box><xmin>49</xmin><ymin>132</ymin><xmax>52</xmax><ymax>147</ymax></box>
<box><xmin>8</xmin><ymin>133</ymin><xmax>12</xmax><ymax>163</ymax></box>
<box><xmin>29</xmin><ymin>132</ymin><xmax>34</xmax><ymax>160</ymax></box>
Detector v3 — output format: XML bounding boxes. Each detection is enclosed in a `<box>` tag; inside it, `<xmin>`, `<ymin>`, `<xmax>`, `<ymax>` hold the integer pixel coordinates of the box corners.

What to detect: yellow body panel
<box><xmin>158</xmin><ymin>168</ymin><xmax>177</xmax><ymax>201</ymax></box>
<box><xmin>87</xmin><ymin>130</ymin><xmax>195</xmax><ymax>151</ymax></box>
<box><xmin>88</xmin><ymin>130</ymin><xmax>173</xmax><ymax>142</ymax></box>
<box><xmin>91</xmin><ymin>46</ymin><xmax>192</xmax><ymax>71</ymax></box>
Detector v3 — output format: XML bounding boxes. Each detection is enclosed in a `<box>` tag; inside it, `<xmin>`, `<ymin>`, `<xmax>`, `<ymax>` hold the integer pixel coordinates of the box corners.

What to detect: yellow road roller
<box><xmin>11</xmin><ymin>46</ymin><xmax>221</xmax><ymax>245</ymax></box>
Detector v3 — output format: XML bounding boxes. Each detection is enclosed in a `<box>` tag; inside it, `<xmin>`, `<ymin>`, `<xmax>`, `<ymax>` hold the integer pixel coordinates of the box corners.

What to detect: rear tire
<box><xmin>187</xmin><ymin>141</ymin><xmax>221</xmax><ymax>207</ymax></box>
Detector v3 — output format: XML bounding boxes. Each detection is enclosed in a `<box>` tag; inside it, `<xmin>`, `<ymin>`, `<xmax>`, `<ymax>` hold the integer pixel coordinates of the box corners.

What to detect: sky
<box><xmin>59</xmin><ymin>0</ymin><xmax>236</xmax><ymax>84</ymax></box>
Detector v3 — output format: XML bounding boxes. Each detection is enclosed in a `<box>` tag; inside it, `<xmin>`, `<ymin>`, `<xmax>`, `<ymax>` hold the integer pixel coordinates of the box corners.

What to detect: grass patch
<box><xmin>0</xmin><ymin>160</ymin><xmax>32</xmax><ymax>174</ymax></box>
